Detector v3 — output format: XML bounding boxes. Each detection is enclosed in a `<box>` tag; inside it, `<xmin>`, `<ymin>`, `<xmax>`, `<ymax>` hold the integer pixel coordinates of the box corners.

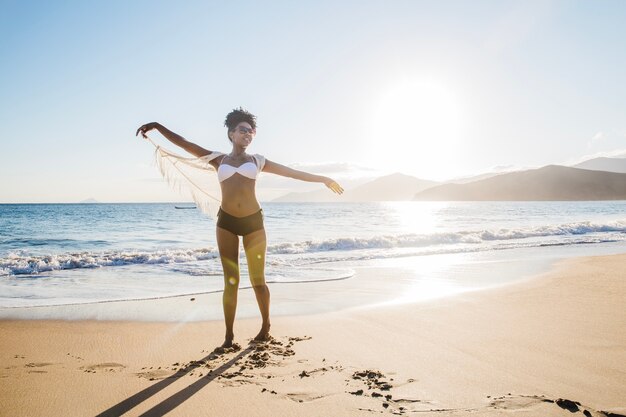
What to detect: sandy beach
<box><xmin>1</xmin><ymin>252</ymin><xmax>625</xmax><ymax>417</ymax></box>
<box><xmin>5</xmin><ymin>1</ymin><xmax>626</xmax><ymax>416</ymax></box>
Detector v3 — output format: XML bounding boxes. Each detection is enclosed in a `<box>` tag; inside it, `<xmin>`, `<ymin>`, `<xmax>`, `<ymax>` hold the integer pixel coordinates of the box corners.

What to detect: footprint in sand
<box><xmin>81</xmin><ymin>363</ymin><xmax>126</xmax><ymax>374</ymax></box>
<box><xmin>25</xmin><ymin>362</ymin><xmax>53</xmax><ymax>368</ymax></box>
<box><xmin>135</xmin><ymin>369</ymin><xmax>174</xmax><ymax>381</ymax></box>
<box><xmin>23</xmin><ymin>363</ymin><xmax>53</xmax><ymax>375</ymax></box>
<box><xmin>486</xmin><ymin>394</ymin><xmax>622</xmax><ymax>417</ymax></box>
<box><xmin>285</xmin><ymin>392</ymin><xmax>328</xmax><ymax>403</ymax></box>
<box><xmin>220</xmin><ymin>377</ymin><xmax>259</xmax><ymax>387</ymax></box>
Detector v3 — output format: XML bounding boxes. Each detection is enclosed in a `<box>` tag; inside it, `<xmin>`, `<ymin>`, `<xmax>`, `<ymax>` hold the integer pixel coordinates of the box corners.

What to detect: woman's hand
<box><xmin>136</xmin><ymin>122</ymin><xmax>160</xmax><ymax>139</ymax></box>
<box><xmin>323</xmin><ymin>177</ymin><xmax>344</xmax><ymax>195</ymax></box>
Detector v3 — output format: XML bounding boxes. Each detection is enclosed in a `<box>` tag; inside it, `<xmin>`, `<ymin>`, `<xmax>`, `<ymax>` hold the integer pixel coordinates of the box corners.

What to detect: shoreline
<box><xmin>2</xmin><ymin>241</ymin><xmax>625</xmax><ymax>322</ymax></box>
<box><xmin>1</xmin><ymin>251</ymin><xmax>625</xmax><ymax>416</ymax></box>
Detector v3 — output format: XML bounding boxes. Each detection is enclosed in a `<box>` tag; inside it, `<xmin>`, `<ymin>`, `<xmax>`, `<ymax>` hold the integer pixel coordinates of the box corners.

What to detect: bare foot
<box><xmin>253</xmin><ymin>324</ymin><xmax>271</xmax><ymax>342</ymax></box>
<box><xmin>221</xmin><ymin>332</ymin><xmax>235</xmax><ymax>348</ymax></box>
<box><xmin>213</xmin><ymin>343</ymin><xmax>241</xmax><ymax>356</ymax></box>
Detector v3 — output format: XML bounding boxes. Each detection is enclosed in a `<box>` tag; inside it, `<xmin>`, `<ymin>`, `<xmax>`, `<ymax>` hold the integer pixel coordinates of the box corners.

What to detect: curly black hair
<box><xmin>224</xmin><ymin>107</ymin><xmax>257</xmax><ymax>141</ymax></box>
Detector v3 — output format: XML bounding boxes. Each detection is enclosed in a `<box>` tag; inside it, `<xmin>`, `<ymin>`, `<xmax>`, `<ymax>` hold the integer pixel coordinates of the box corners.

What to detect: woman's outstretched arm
<box><xmin>263</xmin><ymin>160</ymin><xmax>344</xmax><ymax>195</ymax></box>
<box><xmin>136</xmin><ymin>122</ymin><xmax>211</xmax><ymax>158</ymax></box>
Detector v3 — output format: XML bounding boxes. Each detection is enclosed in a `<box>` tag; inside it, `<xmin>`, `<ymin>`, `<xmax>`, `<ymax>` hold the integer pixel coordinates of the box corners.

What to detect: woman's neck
<box><xmin>229</xmin><ymin>146</ymin><xmax>247</xmax><ymax>157</ymax></box>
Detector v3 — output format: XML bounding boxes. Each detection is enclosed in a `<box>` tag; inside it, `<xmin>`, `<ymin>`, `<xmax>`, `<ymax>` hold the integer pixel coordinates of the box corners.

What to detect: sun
<box><xmin>370</xmin><ymin>79</ymin><xmax>466</xmax><ymax>181</ymax></box>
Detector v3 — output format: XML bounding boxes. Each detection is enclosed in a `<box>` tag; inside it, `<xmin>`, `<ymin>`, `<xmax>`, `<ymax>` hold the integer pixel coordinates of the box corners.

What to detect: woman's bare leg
<box><xmin>216</xmin><ymin>226</ymin><xmax>240</xmax><ymax>348</ymax></box>
<box><xmin>243</xmin><ymin>228</ymin><xmax>270</xmax><ymax>341</ymax></box>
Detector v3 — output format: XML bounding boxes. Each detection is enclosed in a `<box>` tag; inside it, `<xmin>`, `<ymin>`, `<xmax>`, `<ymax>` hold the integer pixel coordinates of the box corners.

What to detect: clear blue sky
<box><xmin>1</xmin><ymin>0</ymin><xmax>625</xmax><ymax>202</ymax></box>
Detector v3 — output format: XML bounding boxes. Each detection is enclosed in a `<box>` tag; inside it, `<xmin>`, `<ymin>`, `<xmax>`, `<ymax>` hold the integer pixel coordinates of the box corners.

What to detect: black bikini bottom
<box><xmin>217</xmin><ymin>208</ymin><xmax>264</xmax><ymax>236</ymax></box>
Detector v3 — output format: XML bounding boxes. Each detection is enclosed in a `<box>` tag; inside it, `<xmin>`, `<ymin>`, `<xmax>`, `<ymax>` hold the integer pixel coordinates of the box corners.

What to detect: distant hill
<box><xmin>413</xmin><ymin>165</ymin><xmax>626</xmax><ymax>201</ymax></box>
<box><xmin>445</xmin><ymin>170</ymin><xmax>520</xmax><ymax>184</ymax></box>
<box><xmin>347</xmin><ymin>173</ymin><xmax>440</xmax><ymax>201</ymax></box>
<box><xmin>572</xmin><ymin>157</ymin><xmax>626</xmax><ymax>173</ymax></box>
<box><xmin>273</xmin><ymin>188</ymin><xmax>342</xmax><ymax>203</ymax></box>
<box><xmin>273</xmin><ymin>173</ymin><xmax>439</xmax><ymax>202</ymax></box>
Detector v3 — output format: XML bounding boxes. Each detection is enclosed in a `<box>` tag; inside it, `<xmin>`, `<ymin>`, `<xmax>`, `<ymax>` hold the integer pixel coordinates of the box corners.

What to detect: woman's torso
<box><xmin>212</xmin><ymin>154</ymin><xmax>261</xmax><ymax>217</ymax></box>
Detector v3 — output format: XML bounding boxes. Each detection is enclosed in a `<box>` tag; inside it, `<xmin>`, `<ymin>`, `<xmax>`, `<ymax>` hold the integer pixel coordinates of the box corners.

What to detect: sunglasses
<box><xmin>236</xmin><ymin>126</ymin><xmax>256</xmax><ymax>135</ymax></box>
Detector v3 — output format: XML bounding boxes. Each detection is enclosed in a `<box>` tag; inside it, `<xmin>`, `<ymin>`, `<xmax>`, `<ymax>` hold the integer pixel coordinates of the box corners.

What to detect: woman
<box><xmin>136</xmin><ymin>108</ymin><xmax>343</xmax><ymax>348</ymax></box>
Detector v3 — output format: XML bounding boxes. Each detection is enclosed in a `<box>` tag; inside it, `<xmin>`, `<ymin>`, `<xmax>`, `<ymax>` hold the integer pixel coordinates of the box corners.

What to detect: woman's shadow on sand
<box><xmin>95</xmin><ymin>345</ymin><xmax>254</xmax><ymax>417</ymax></box>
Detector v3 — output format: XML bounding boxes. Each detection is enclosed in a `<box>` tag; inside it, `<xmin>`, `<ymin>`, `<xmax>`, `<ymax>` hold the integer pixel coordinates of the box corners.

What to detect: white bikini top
<box><xmin>147</xmin><ymin>136</ymin><xmax>268</xmax><ymax>219</ymax></box>
<box><xmin>217</xmin><ymin>154</ymin><xmax>265</xmax><ymax>182</ymax></box>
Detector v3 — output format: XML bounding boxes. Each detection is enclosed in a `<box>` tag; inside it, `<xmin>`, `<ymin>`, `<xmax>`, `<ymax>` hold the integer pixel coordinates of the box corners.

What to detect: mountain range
<box><xmin>272</xmin><ymin>157</ymin><xmax>626</xmax><ymax>202</ymax></box>
<box><xmin>273</xmin><ymin>173</ymin><xmax>439</xmax><ymax>202</ymax></box>
<box><xmin>572</xmin><ymin>157</ymin><xmax>626</xmax><ymax>173</ymax></box>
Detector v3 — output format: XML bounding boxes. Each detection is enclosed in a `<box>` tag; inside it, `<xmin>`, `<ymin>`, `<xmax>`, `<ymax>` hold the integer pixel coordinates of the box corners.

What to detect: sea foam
<box><xmin>1</xmin><ymin>220</ymin><xmax>623</xmax><ymax>276</ymax></box>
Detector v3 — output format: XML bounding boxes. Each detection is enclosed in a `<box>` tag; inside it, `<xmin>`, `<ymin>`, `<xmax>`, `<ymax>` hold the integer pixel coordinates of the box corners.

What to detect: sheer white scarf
<box><xmin>146</xmin><ymin>136</ymin><xmax>265</xmax><ymax>219</ymax></box>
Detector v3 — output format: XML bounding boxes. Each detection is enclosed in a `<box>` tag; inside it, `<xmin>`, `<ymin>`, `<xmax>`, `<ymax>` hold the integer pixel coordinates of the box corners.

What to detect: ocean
<box><xmin>1</xmin><ymin>201</ymin><xmax>625</xmax><ymax>310</ymax></box>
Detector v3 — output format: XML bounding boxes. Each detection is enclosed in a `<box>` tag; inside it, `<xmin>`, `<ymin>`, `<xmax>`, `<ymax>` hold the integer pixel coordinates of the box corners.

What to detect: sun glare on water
<box><xmin>370</xmin><ymin>79</ymin><xmax>466</xmax><ymax>181</ymax></box>
<box><xmin>384</xmin><ymin>201</ymin><xmax>448</xmax><ymax>235</ymax></box>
